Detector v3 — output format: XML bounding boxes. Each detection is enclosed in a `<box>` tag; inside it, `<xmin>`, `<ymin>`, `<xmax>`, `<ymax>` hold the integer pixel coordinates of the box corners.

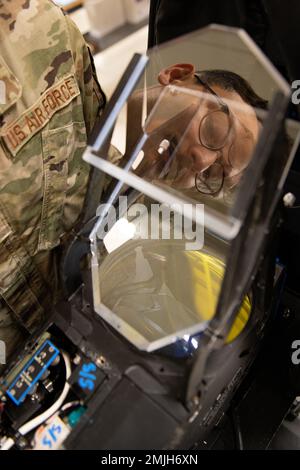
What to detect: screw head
<box><xmin>30</xmin><ymin>393</ymin><xmax>39</xmax><ymax>402</ymax></box>
<box><xmin>283</xmin><ymin>308</ymin><xmax>291</xmax><ymax>319</ymax></box>
<box><xmin>73</xmin><ymin>354</ymin><xmax>81</xmax><ymax>365</ymax></box>
<box><xmin>283</xmin><ymin>192</ymin><xmax>296</xmax><ymax>208</ymax></box>
<box><xmin>96</xmin><ymin>356</ymin><xmax>106</xmax><ymax>367</ymax></box>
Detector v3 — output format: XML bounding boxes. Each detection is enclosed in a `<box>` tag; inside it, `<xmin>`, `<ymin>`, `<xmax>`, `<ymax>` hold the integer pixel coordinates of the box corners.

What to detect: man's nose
<box><xmin>189</xmin><ymin>144</ymin><xmax>218</xmax><ymax>172</ymax></box>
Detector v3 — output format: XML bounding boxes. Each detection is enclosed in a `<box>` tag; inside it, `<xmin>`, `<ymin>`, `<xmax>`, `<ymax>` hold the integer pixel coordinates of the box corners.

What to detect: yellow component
<box><xmin>185</xmin><ymin>251</ymin><xmax>251</xmax><ymax>343</ymax></box>
<box><xmin>226</xmin><ymin>295</ymin><xmax>251</xmax><ymax>344</ymax></box>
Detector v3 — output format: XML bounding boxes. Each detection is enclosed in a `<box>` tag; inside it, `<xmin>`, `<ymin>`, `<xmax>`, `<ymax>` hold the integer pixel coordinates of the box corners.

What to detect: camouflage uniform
<box><xmin>0</xmin><ymin>0</ymin><xmax>105</xmax><ymax>359</ymax></box>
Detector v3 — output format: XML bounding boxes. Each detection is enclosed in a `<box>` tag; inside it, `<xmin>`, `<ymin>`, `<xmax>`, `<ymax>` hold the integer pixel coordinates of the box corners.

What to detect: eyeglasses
<box><xmin>146</xmin><ymin>76</ymin><xmax>254</xmax><ymax>197</ymax></box>
<box><xmin>194</xmin><ymin>73</ymin><xmax>233</xmax><ymax>195</ymax></box>
<box><xmin>194</xmin><ymin>73</ymin><xmax>253</xmax><ymax>195</ymax></box>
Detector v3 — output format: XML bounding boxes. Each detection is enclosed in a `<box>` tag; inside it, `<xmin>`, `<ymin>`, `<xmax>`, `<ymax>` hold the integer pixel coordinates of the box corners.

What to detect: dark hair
<box><xmin>196</xmin><ymin>69</ymin><xmax>268</xmax><ymax>110</ymax></box>
<box><xmin>196</xmin><ymin>69</ymin><xmax>292</xmax><ymax>162</ymax></box>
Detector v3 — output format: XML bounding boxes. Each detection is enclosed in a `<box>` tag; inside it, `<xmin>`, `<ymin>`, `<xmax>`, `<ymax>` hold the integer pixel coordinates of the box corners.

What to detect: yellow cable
<box><xmin>185</xmin><ymin>251</ymin><xmax>250</xmax><ymax>343</ymax></box>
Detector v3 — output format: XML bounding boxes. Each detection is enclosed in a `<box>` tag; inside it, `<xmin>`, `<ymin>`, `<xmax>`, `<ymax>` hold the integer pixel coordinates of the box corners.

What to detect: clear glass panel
<box><xmin>145</xmin><ymin>26</ymin><xmax>288</xmax><ymax>100</ymax></box>
<box><xmin>131</xmin><ymin>84</ymin><xmax>264</xmax><ymax>214</ymax></box>
<box><xmin>84</xmin><ymin>25</ymin><xmax>300</xmax><ymax>352</ymax></box>
<box><xmin>93</xmin><ymin>190</ymin><xmax>229</xmax><ymax>352</ymax></box>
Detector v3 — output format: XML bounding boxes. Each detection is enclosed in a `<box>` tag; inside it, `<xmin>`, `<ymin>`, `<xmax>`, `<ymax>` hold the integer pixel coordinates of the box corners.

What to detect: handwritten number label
<box><xmin>78</xmin><ymin>362</ymin><xmax>97</xmax><ymax>391</ymax></box>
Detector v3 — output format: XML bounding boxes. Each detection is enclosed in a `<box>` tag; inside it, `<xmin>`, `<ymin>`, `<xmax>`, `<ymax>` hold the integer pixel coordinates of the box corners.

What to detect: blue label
<box><xmin>78</xmin><ymin>362</ymin><xmax>97</xmax><ymax>391</ymax></box>
<box><xmin>41</xmin><ymin>424</ymin><xmax>62</xmax><ymax>449</ymax></box>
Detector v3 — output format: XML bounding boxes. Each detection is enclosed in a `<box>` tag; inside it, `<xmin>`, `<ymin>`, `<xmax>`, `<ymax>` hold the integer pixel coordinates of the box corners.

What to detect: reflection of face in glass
<box><xmin>138</xmin><ymin>75</ymin><xmax>261</xmax><ymax>199</ymax></box>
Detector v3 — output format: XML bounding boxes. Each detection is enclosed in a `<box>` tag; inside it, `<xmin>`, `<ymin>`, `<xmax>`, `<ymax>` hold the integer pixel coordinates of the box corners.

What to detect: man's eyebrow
<box><xmin>239</xmin><ymin>120</ymin><xmax>255</xmax><ymax>142</ymax></box>
<box><xmin>206</xmin><ymin>98</ymin><xmax>218</xmax><ymax>110</ymax></box>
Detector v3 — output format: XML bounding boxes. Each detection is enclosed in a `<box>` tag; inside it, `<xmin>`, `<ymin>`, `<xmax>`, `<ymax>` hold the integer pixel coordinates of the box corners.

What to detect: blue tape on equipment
<box><xmin>7</xmin><ymin>340</ymin><xmax>60</xmax><ymax>406</ymax></box>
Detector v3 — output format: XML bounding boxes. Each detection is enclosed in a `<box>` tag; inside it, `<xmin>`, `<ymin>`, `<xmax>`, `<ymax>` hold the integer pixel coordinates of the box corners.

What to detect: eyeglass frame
<box><xmin>193</xmin><ymin>72</ymin><xmax>237</xmax><ymax>195</ymax></box>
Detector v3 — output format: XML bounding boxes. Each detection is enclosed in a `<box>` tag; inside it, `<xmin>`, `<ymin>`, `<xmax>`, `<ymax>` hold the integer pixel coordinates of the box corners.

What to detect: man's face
<box><xmin>138</xmin><ymin>80</ymin><xmax>261</xmax><ymax>194</ymax></box>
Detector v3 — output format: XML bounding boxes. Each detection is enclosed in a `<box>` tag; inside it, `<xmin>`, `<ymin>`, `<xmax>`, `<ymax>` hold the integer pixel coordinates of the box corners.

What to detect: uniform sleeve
<box><xmin>64</xmin><ymin>15</ymin><xmax>106</xmax><ymax>136</ymax></box>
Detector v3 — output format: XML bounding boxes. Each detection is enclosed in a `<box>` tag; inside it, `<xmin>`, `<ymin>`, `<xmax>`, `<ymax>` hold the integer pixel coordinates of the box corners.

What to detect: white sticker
<box><xmin>33</xmin><ymin>415</ymin><xmax>70</xmax><ymax>450</ymax></box>
<box><xmin>103</xmin><ymin>218</ymin><xmax>136</xmax><ymax>254</ymax></box>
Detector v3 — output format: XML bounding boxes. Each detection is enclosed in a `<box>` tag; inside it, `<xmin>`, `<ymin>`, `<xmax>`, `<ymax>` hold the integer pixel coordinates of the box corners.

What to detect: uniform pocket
<box><xmin>0</xmin><ymin>215</ymin><xmax>16</xmax><ymax>294</ymax></box>
<box><xmin>0</xmin><ymin>210</ymin><xmax>44</xmax><ymax>332</ymax></box>
<box><xmin>39</xmin><ymin>121</ymin><xmax>87</xmax><ymax>251</ymax></box>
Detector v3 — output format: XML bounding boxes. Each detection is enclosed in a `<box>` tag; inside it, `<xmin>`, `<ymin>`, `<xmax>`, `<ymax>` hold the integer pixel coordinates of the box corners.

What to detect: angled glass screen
<box><xmin>84</xmin><ymin>25</ymin><xmax>299</xmax><ymax>352</ymax></box>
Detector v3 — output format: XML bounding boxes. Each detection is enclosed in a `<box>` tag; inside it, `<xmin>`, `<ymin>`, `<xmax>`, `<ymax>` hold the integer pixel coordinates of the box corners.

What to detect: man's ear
<box><xmin>158</xmin><ymin>63</ymin><xmax>195</xmax><ymax>85</ymax></box>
